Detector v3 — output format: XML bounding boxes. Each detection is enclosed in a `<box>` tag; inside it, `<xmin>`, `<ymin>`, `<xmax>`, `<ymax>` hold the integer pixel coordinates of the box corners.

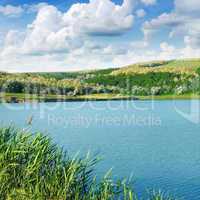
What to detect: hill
<box><xmin>112</xmin><ymin>59</ymin><xmax>200</xmax><ymax>75</ymax></box>
<box><xmin>1</xmin><ymin>58</ymin><xmax>200</xmax><ymax>102</ymax></box>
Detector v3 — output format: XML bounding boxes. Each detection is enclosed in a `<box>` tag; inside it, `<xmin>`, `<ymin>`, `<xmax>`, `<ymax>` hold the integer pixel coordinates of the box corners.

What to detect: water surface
<box><xmin>0</xmin><ymin>100</ymin><xmax>200</xmax><ymax>199</ymax></box>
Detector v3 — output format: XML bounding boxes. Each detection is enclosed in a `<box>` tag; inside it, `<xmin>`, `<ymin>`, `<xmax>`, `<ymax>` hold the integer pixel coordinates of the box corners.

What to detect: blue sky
<box><xmin>0</xmin><ymin>0</ymin><xmax>200</xmax><ymax>72</ymax></box>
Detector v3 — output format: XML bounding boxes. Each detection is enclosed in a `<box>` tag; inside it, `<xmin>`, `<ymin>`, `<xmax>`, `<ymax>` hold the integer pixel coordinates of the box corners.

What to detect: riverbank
<box><xmin>0</xmin><ymin>93</ymin><xmax>138</xmax><ymax>103</ymax></box>
<box><xmin>0</xmin><ymin>93</ymin><xmax>200</xmax><ymax>103</ymax></box>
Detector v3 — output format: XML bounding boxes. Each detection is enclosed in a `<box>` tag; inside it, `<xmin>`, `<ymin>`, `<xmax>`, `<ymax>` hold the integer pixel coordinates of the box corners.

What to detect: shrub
<box><xmin>151</xmin><ymin>87</ymin><xmax>162</xmax><ymax>96</ymax></box>
<box><xmin>3</xmin><ymin>80</ymin><xmax>25</xmax><ymax>93</ymax></box>
<box><xmin>175</xmin><ymin>85</ymin><xmax>188</xmax><ymax>95</ymax></box>
<box><xmin>195</xmin><ymin>67</ymin><xmax>200</xmax><ymax>76</ymax></box>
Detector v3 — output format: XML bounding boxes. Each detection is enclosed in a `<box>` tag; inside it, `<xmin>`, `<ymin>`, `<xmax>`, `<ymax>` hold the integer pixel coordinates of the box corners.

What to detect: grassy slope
<box><xmin>112</xmin><ymin>59</ymin><xmax>200</xmax><ymax>75</ymax></box>
<box><xmin>3</xmin><ymin>59</ymin><xmax>200</xmax><ymax>78</ymax></box>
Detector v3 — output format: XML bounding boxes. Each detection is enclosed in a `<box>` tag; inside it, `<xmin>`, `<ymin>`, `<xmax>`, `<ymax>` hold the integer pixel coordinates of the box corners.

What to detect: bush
<box><xmin>3</xmin><ymin>80</ymin><xmax>25</xmax><ymax>93</ymax></box>
<box><xmin>175</xmin><ymin>85</ymin><xmax>188</xmax><ymax>95</ymax></box>
<box><xmin>195</xmin><ymin>67</ymin><xmax>200</xmax><ymax>76</ymax></box>
<box><xmin>151</xmin><ymin>87</ymin><xmax>162</xmax><ymax>96</ymax></box>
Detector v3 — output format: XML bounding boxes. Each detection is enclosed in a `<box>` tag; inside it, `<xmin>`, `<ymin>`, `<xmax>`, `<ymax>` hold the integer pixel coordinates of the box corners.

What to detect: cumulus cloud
<box><xmin>175</xmin><ymin>0</ymin><xmax>200</xmax><ymax>14</ymax></box>
<box><xmin>159</xmin><ymin>42</ymin><xmax>176</xmax><ymax>59</ymax></box>
<box><xmin>22</xmin><ymin>5</ymin><xmax>82</xmax><ymax>55</ymax></box>
<box><xmin>184</xmin><ymin>34</ymin><xmax>200</xmax><ymax>49</ymax></box>
<box><xmin>143</xmin><ymin>13</ymin><xmax>185</xmax><ymax>30</ymax></box>
<box><xmin>143</xmin><ymin>0</ymin><xmax>200</xmax><ymax>48</ymax></box>
<box><xmin>112</xmin><ymin>41</ymin><xmax>200</xmax><ymax>67</ymax></box>
<box><xmin>0</xmin><ymin>0</ymin><xmax>137</xmax><ymax>71</ymax></box>
<box><xmin>0</xmin><ymin>5</ymin><xmax>24</xmax><ymax>17</ymax></box>
<box><xmin>131</xmin><ymin>40</ymin><xmax>148</xmax><ymax>49</ymax></box>
<box><xmin>25</xmin><ymin>2</ymin><xmax>49</xmax><ymax>13</ymax></box>
<box><xmin>62</xmin><ymin>0</ymin><xmax>135</xmax><ymax>36</ymax></box>
<box><xmin>103</xmin><ymin>44</ymin><xmax>128</xmax><ymax>55</ymax></box>
<box><xmin>0</xmin><ymin>0</ymin><xmax>199</xmax><ymax>72</ymax></box>
<box><xmin>1</xmin><ymin>0</ymin><xmax>136</xmax><ymax>56</ymax></box>
<box><xmin>140</xmin><ymin>0</ymin><xmax>156</xmax><ymax>6</ymax></box>
<box><xmin>136</xmin><ymin>9</ymin><xmax>146</xmax><ymax>18</ymax></box>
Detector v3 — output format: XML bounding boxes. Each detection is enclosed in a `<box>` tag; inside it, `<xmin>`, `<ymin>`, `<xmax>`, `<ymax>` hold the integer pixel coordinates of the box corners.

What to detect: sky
<box><xmin>0</xmin><ymin>0</ymin><xmax>200</xmax><ymax>72</ymax></box>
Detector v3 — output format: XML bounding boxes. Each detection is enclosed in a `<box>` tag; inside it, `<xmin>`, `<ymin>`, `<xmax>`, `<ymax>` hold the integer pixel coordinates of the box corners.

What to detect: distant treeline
<box><xmin>0</xmin><ymin>65</ymin><xmax>200</xmax><ymax>96</ymax></box>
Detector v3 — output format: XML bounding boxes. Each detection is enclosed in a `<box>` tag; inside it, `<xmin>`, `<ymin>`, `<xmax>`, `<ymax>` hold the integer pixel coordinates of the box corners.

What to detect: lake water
<box><xmin>0</xmin><ymin>100</ymin><xmax>200</xmax><ymax>199</ymax></box>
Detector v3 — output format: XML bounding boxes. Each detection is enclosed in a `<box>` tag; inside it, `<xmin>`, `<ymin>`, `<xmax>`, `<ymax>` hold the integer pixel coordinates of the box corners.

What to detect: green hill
<box><xmin>112</xmin><ymin>59</ymin><xmax>200</xmax><ymax>75</ymax></box>
<box><xmin>1</xmin><ymin>58</ymin><xmax>200</xmax><ymax>102</ymax></box>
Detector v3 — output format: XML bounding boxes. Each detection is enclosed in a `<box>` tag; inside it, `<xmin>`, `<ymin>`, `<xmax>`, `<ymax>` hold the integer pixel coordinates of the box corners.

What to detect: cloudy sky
<box><xmin>0</xmin><ymin>0</ymin><xmax>200</xmax><ymax>72</ymax></box>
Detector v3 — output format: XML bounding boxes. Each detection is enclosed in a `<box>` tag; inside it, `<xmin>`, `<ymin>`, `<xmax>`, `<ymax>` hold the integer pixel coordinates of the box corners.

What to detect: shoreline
<box><xmin>0</xmin><ymin>93</ymin><xmax>200</xmax><ymax>103</ymax></box>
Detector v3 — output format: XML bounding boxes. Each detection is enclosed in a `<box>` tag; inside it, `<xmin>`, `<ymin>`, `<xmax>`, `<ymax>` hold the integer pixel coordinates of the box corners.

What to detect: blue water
<box><xmin>1</xmin><ymin>100</ymin><xmax>200</xmax><ymax>199</ymax></box>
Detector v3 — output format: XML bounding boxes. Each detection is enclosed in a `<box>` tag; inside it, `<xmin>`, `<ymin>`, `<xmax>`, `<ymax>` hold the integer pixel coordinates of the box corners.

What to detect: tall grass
<box><xmin>0</xmin><ymin>127</ymin><xmax>176</xmax><ymax>200</ymax></box>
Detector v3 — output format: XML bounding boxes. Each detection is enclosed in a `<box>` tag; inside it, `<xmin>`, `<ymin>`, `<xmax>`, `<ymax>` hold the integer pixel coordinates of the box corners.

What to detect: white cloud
<box><xmin>180</xmin><ymin>46</ymin><xmax>200</xmax><ymax>59</ymax></box>
<box><xmin>141</xmin><ymin>0</ymin><xmax>156</xmax><ymax>6</ymax></box>
<box><xmin>184</xmin><ymin>35</ymin><xmax>200</xmax><ymax>49</ymax></box>
<box><xmin>103</xmin><ymin>44</ymin><xmax>128</xmax><ymax>55</ymax></box>
<box><xmin>175</xmin><ymin>0</ymin><xmax>200</xmax><ymax>14</ymax></box>
<box><xmin>0</xmin><ymin>0</ymin><xmax>200</xmax><ymax>72</ymax></box>
<box><xmin>0</xmin><ymin>5</ymin><xmax>24</xmax><ymax>17</ymax></box>
<box><xmin>159</xmin><ymin>42</ymin><xmax>176</xmax><ymax>59</ymax></box>
<box><xmin>62</xmin><ymin>0</ymin><xmax>135</xmax><ymax>36</ymax></box>
<box><xmin>22</xmin><ymin>5</ymin><xmax>80</xmax><ymax>54</ymax></box>
<box><xmin>0</xmin><ymin>0</ymin><xmax>137</xmax><ymax>72</ymax></box>
<box><xmin>143</xmin><ymin>13</ymin><xmax>185</xmax><ymax>30</ymax></box>
<box><xmin>1</xmin><ymin>0</ymin><xmax>136</xmax><ymax>56</ymax></box>
<box><xmin>143</xmin><ymin>0</ymin><xmax>200</xmax><ymax>49</ymax></box>
<box><xmin>131</xmin><ymin>40</ymin><xmax>148</xmax><ymax>48</ymax></box>
<box><xmin>25</xmin><ymin>2</ymin><xmax>49</xmax><ymax>13</ymax></box>
<box><xmin>112</xmin><ymin>41</ymin><xmax>200</xmax><ymax>67</ymax></box>
<box><xmin>136</xmin><ymin>9</ymin><xmax>146</xmax><ymax>18</ymax></box>
<box><xmin>1</xmin><ymin>36</ymin><xmax>200</xmax><ymax>72</ymax></box>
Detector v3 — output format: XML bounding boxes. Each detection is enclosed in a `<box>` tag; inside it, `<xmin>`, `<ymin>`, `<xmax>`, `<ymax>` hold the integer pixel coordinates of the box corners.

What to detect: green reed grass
<box><xmin>0</xmin><ymin>127</ymin><xmax>177</xmax><ymax>200</ymax></box>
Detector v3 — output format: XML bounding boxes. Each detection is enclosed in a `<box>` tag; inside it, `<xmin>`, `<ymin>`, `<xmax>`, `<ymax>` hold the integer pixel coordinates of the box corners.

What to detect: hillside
<box><xmin>112</xmin><ymin>59</ymin><xmax>200</xmax><ymax>75</ymax></box>
<box><xmin>1</xmin><ymin>58</ymin><xmax>200</xmax><ymax>102</ymax></box>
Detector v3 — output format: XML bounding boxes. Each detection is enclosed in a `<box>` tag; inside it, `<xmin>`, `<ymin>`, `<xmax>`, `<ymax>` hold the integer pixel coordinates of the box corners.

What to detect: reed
<box><xmin>0</xmin><ymin>127</ymin><xmax>176</xmax><ymax>200</ymax></box>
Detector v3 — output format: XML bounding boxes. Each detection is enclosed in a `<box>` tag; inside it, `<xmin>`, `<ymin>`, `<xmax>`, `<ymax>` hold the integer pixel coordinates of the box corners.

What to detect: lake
<box><xmin>0</xmin><ymin>100</ymin><xmax>200</xmax><ymax>199</ymax></box>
